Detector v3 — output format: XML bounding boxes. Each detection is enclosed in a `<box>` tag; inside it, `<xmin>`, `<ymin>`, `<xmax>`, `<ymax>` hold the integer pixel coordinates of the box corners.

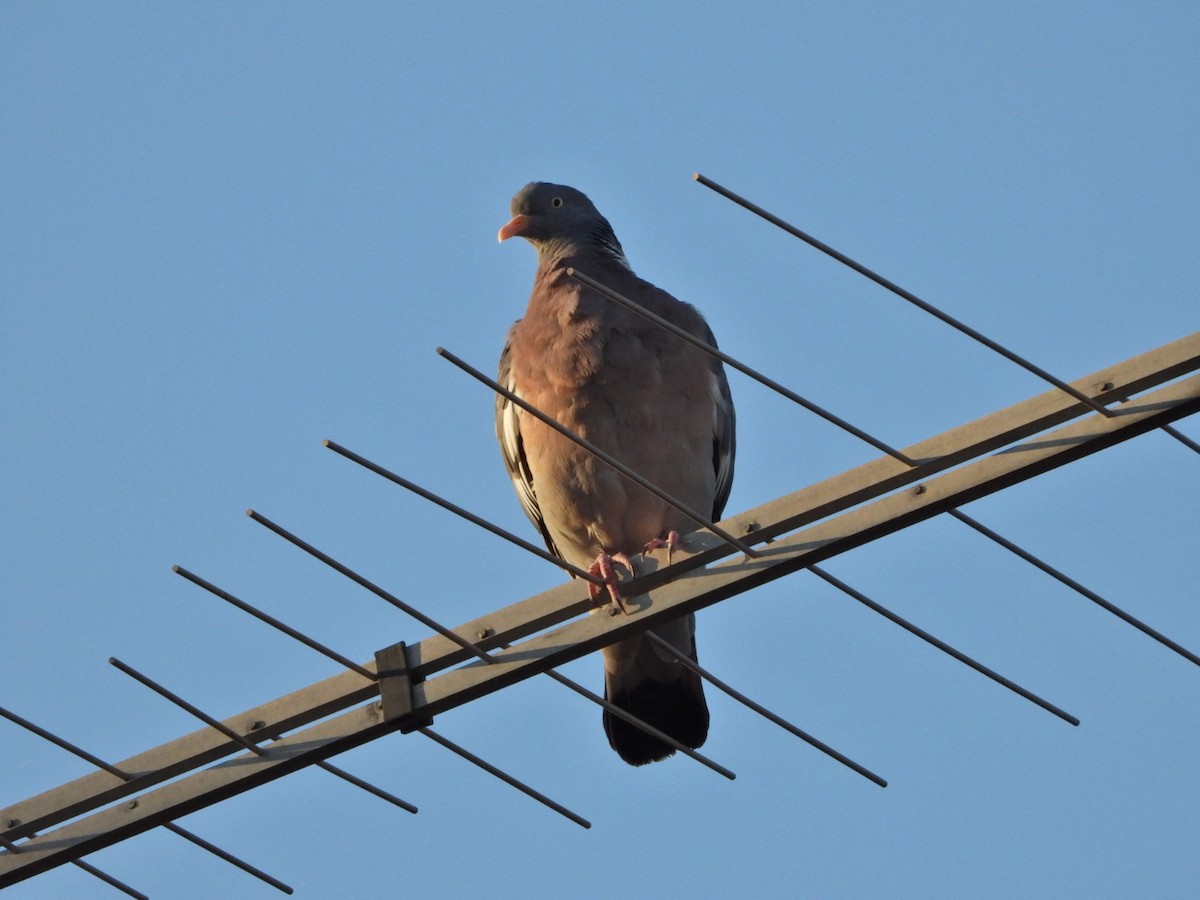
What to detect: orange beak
<box><xmin>497</xmin><ymin>214</ymin><xmax>530</xmax><ymax>243</ymax></box>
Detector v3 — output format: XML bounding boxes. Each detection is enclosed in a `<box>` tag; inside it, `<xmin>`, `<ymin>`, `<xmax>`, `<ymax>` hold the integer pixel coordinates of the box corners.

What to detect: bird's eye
<box><xmin>551</xmin><ymin>196</ymin><xmax>564</xmax><ymax>209</ymax></box>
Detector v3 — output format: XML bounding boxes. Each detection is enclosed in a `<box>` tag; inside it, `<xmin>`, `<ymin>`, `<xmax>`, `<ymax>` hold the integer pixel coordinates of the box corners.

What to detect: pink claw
<box><xmin>642</xmin><ymin>530</ymin><xmax>683</xmax><ymax>567</ymax></box>
<box><xmin>587</xmin><ymin>552</ymin><xmax>637</xmax><ymax>615</ymax></box>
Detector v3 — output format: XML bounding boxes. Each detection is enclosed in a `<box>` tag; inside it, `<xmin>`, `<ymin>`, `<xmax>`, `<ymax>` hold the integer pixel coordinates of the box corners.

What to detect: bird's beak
<box><xmin>497</xmin><ymin>214</ymin><xmax>530</xmax><ymax>243</ymax></box>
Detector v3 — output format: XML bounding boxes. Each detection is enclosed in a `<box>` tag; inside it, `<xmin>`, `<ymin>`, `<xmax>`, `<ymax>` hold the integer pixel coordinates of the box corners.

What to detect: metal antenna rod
<box><xmin>948</xmin><ymin>510</ymin><xmax>1200</xmax><ymax>667</ymax></box>
<box><xmin>109</xmin><ymin>657</ymin><xmax>268</xmax><ymax>756</ymax></box>
<box><xmin>499</xmin><ymin>644</ymin><xmax>736</xmax><ymax>780</ymax></box>
<box><xmin>248</xmin><ymin>509</ymin><xmax>488</xmax><ymax>661</ymax></box>
<box><xmin>417</xmin><ymin>726</ymin><xmax>588</xmax><ymax>826</ymax></box>
<box><xmin>0</xmin><ymin>705</ymin><xmax>294</xmax><ymax>895</ymax></box>
<box><xmin>322</xmin><ymin>439</ymin><xmax>605</xmax><ymax>587</ymax></box>
<box><xmin>436</xmin><ymin>346</ymin><xmax>761</xmax><ymax>559</ymax></box>
<box><xmin>642</xmin><ymin>633</ymin><xmax>887</xmax><ymax>786</ymax></box>
<box><xmin>0</xmin><ymin>706</ymin><xmax>129</xmax><ymax>780</ymax></box>
<box><xmin>172</xmin><ymin>564</ymin><xmax>602</xmax><ymax>818</ymax></box>
<box><xmin>173</xmin><ymin>565</ymin><xmax>376</xmax><ymax>680</ymax></box>
<box><xmin>160</xmin><ymin>828</ymin><xmax>293</xmax><ymax>895</ymax></box>
<box><xmin>1161</xmin><ymin>423</ymin><xmax>1200</xmax><ymax>457</ymax></box>
<box><xmin>808</xmin><ymin>566</ymin><xmax>1080</xmax><ymax>725</ymax></box>
<box><xmin>565</xmin><ymin>267</ymin><xmax>919</xmax><ymax>467</ymax></box>
<box><xmin>693</xmin><ymin>172</ymin><xmax>1115</xmax><ymax>418</ymax></box>
<box><xmin>247</xmin><ymin>511</ymin><xmax>738</xmax><ymax>780</ymax></box>
<box><xmin>417</xmin><ymin>727</ymin><xmax>591</xmax><ymax>829</ymax></box>
<box><xmin>310</xmin><ymin>762</ymin><xmax>418</xmax><ymax>815</ymax></box>
<box><xmin>694</xmin><ymin>175</ymin><xmax>1200</xmax><ymax>459</ymax></box>
<box><xmin>69</xmin><ymin>859</ymin><xmax>148</xmax><ymax>900</ymax></box>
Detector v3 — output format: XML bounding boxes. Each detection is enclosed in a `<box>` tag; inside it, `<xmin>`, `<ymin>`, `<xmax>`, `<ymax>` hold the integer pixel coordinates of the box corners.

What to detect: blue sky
<box><xmin>3</xmin><ymin>3</ymin><xmax>1198</xmax><ymax>898</ymax></box>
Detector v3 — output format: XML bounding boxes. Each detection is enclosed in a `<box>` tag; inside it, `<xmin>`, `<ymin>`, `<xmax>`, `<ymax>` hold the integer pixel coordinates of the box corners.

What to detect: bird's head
<box><xmin>498</xmin><ymin>182</ymin><xmax>628</xmax><ymax>268</ymax></box>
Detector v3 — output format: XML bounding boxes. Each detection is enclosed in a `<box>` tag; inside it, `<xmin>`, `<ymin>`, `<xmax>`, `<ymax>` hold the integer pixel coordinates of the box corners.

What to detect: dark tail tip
<box><xmin>604</xmin><ymin>679</ymin><xmax>709</xmax><ymax>766</ymax></box>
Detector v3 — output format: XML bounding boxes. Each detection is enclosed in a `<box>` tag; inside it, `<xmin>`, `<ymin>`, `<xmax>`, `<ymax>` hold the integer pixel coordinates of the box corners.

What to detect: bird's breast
<box><xmin>510</xmin><ymin>316</ymin><xmax>717</xmax><ymax>565</ymax></box>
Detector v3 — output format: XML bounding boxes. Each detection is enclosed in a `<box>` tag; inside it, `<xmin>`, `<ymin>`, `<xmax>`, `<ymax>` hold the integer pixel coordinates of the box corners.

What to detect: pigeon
<box><xmin>496</xmin><ymin>182</ymin><xmax>735</xmax><ymax>766</ymax></box>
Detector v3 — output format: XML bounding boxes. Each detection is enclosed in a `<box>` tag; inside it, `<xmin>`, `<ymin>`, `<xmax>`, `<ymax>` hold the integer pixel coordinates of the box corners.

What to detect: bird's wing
<box><xmin>706</xmin><ymin>320</ymin><xmax>737</xmax><ymax>522</ymax></box>
<box><xmin>495</xmin><ymin>331</ymin><xmax>563</xmax><ymax>561</ymax></box>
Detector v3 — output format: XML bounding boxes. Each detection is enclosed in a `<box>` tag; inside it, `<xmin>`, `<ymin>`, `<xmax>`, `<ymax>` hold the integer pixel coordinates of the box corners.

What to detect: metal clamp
<box><xmin>374</xmin><ymin>641</ymin><xmax>432</xmax><ymax>733</ymax></box>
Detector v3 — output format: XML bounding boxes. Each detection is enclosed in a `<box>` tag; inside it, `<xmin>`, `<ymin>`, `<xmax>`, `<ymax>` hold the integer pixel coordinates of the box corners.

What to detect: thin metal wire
<box><xmin>322</xmin><ymin>439</ymin><xmax>604</xmax><ymax>586</ymax></box>
<box><xmin>248</xmin><ymin>509</ymin><xmax>739</xmax><ymax>780</ymax></box>
<box><xmin>641</xmin><ymin>633</ymin><xmax>887</xmax><ymax>786</ymax></box>
<box><xmin>1161</xmin><ymin>423</ymin><xmax>1200</xmax><ymax>456</ymax></box>
<box><xmin>695</xmin><ymin>172</ymin><xmax>1200</xmax><ymax>462</ymax></box>
<box><xmin>499</xmin><ymin>643</ymin><xmax>736</xmax><ymax>780</ymax></box>
<box><xmin>418</xmin><ymin>727</ymin><xmax>591</xmax><ymax>828</ymax></box>
<box><xmin>692</xmin><ymin>172</ymin><xmax>1114</xmax><ymax>418</ymax></box>
<box><xmin>947</xmin><ymin>510</ymin><xmax>1200</xmax><ymax>667</ymax></box>
<box><xmin>108</xmin><ymin>657</ymin><xmax>268</xmax><ymax>757</ymax></box>
<box><xmin>808</xmin><ymin>565</ymin><xmax>1080</xmax><ymax>725</ymax></box>
<box><xmin>247</xmin><ymin>509</ymin><xmax>488</xmax><ymax>661</ymax></box>
<box><xmin>312</xmin><ymin>762</ymin><xmax>418</xmax><ymax>815</ymax></box>
<box><xmin>163</xmin><ymin>827</ymin><xmax>294</xmax><ymax>895</ymax></box>
<box><xmin>436</xmin><ymin>346</ymin><xmax>761</xmax><ymax>558</ymax></box>
<box><xmin>0</xmin><ymin>704</ymin><xmax>293</xmax><ymax>895</ymax></box>
<box><xmin>565</xmin><ymin>267</ymin><xmax>919</xmax><ymax>467</ymax></box>
<box><xmin>173</xmin><ymin>565</ymin><xmax>376</xmax><ymax>680</ymax></box>
<box><xmin>69</xmin><ymin>859</ymin><xmax>149</xmax><ymax>900</ymax></box>
<box><xmin>0</xmin><ymin>706</ymin><xmax>129</xmax><ymax>780</ymax></box>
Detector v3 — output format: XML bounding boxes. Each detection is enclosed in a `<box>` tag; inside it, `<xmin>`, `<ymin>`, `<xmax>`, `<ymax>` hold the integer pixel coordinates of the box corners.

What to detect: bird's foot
<box><xmin>588</xmin><ymin>552</ymin><xmax>637</xmax><ymax>616</ymax></box>
<box><xmin>642</xmin><ymin>530</ymin><xmax>683</xmax><ymax>567</ymax></box>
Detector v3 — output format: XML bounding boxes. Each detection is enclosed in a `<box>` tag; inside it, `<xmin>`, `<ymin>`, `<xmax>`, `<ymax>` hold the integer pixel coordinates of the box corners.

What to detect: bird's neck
<box><xmin>533</xmin><ymin>218</ymin><xmax>631</xmax><ymax>274</ymax></box>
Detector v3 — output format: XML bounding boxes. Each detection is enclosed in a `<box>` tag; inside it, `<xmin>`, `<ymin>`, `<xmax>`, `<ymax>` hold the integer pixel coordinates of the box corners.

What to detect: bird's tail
<box><xmin>602</xmin><ymin>617</ymin><xmax>709</xmax><ymax>766</ymax></box>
